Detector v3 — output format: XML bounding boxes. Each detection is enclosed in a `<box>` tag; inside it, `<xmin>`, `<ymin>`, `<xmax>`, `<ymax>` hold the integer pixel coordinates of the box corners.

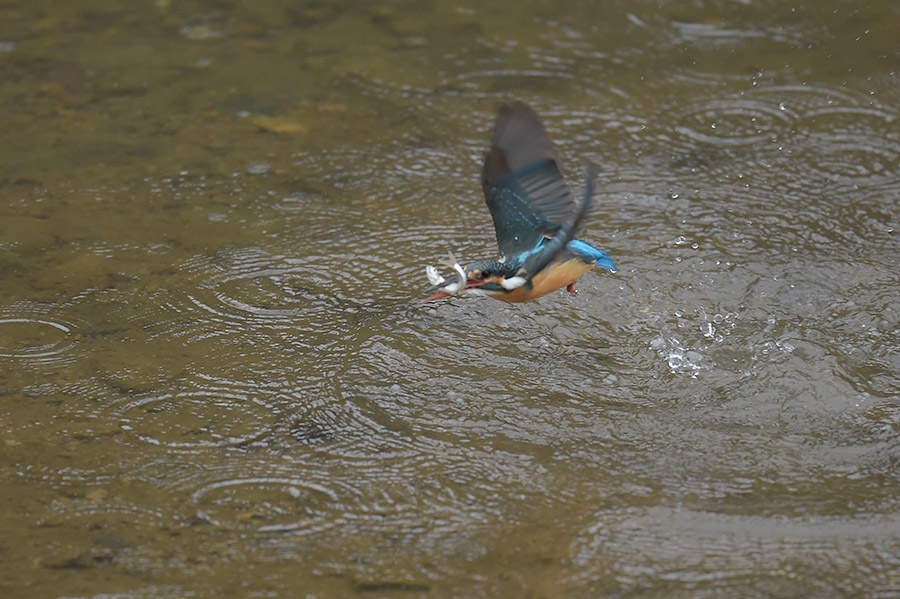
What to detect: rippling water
<box><xmin>2</xmin><ymin>1</ymin><xmax>900</xmax><ymax>598</ymax></box>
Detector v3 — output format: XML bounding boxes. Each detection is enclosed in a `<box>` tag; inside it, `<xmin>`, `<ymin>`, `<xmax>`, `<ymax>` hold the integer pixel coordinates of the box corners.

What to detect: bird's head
<box><xmin>424</xmin><ymin>259</ymin><xmax>525</xmax><ymax>301</ymax></box>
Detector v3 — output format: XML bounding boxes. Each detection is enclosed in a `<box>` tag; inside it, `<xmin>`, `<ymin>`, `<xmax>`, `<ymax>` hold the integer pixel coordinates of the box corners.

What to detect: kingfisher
<box><xmin>424</xmin><ymin>102</ymin><xmax>615</xmax><ymax>302</ymax></box>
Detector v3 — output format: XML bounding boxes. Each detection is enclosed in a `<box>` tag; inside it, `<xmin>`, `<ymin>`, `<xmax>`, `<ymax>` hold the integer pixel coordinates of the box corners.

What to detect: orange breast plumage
<box><xmin>491</xmin><ymin>259</ymin><xmax>594</xmax><ymax>303</ymax></box>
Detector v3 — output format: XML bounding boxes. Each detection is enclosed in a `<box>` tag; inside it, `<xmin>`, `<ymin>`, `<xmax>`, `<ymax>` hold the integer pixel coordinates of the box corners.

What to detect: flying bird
<box><xmin>425</xmin><ymin>102</ymin><xmax>615</xmax><ymax>302</ymax></box>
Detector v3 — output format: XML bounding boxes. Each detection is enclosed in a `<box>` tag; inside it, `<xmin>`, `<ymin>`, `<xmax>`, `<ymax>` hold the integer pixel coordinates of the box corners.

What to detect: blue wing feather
<box><xmin>567</xmin><ymin>239</ymin><xmax>616</xmax><ymax>271</ymax></box>
<box><xmin>483</xmin><ymin>167</ymin><xmax>553</xmax><ymax>259</ymax></box>
<box><xmin>479</xmin><ymin>102</ymin><xmax>610</xmax><ymax>286</ymax></box>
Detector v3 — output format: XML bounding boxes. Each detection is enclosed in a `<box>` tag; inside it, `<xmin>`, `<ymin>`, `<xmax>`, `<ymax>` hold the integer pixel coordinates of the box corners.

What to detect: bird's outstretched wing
<box><xmin>481</xmin><ymin>102</ymin><xmax>593</xmax><ymax>276</ymax></box>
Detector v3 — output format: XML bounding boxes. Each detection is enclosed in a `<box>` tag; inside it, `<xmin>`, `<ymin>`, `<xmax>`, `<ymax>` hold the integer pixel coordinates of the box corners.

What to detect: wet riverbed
<box><xmin>2</xmin><ymin>1</ymin><xmax>900</xmax><ymax>597</ymax></box>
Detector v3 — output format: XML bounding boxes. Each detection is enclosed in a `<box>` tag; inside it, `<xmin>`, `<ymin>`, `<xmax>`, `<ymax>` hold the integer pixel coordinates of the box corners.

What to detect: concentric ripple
<box><xmin>673</xmin><ymin>98</ymin><xmax>792</xmax><ymax>147</ymax></box>
<box><xmin>116</xmin><ymin>379</ymin><xmax>282</xmax><ymax>451</ymax></box>
<box><xmin>801</xmin><ymin>103</ymin><xmax>897</xmax><ymax>129</ymax></box>
<box><xmin>0</xmin><ymin>306</ymin><xmax>80</xmax><ymax>365</ymax></box>
<box><xmin>663</xmin><ymin>83</ymin><xmax>900</xmax><ymax>198</ymax></box>
<box><xmin>787</xmin><ymin>130</ymin><xmax>900</xmax><ymax>193</ymax></box>
<box><xmin>752</xmin><ymin>85</ymin><xmax>900</xmax><ymax>192</ymax></box>
<box><xmin>755</xmin><ymin>84</ymin><xmax>873</xmax><ymax>115</ymax></box>
<box><xmin>181</xmin><ymin>248</ymin><xmax>317</xmax><ymax>325</ymax></box>
<box><xmin>47</xmin><ymin>494</ymin><xmax>169</xmax><ymax>529</ymax></box>
<box><xmin>124</xmin><ymin>247</ymin><xmax>363</xmax><ymax>383</ymax></box>
<box><xmin>190</xmin><ymin>477</ymin><xmax>340</xmax><ymax>533</ymax></box>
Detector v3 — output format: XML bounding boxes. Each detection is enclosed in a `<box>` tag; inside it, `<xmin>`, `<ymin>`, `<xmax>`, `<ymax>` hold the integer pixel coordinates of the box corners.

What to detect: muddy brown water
<box><xmin>2</xmin><ymin>1</ymin><xmax>900</xmax><ymax>598</ymax></box>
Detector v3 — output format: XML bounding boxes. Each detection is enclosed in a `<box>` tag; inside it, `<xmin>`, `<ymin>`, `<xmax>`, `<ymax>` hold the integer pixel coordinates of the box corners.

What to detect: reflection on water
<box><xmin>2</xmin><ymin>0</ymin><xmax>900</xmax><ymax>597</ymax></box>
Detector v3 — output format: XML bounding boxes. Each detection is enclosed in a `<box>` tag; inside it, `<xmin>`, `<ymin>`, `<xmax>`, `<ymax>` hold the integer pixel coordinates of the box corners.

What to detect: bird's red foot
<box><xmin>566</xmin><ymin>283</ymin><xmax>577</xmax><ymax>294</ymax></box>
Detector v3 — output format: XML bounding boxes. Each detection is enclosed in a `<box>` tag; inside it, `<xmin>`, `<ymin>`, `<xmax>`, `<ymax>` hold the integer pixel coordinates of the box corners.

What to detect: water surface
<box><xmin>2</xmin><ymin>1</ymin><xmax>900</xmax><ymax>598</ymax></box>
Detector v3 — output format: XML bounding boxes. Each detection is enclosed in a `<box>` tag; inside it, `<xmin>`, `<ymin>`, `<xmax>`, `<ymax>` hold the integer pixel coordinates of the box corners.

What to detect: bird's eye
<box><xmin>482</xmin><ymin>270</ymin><xmax>492</xmax><ymax>279</ymax></box>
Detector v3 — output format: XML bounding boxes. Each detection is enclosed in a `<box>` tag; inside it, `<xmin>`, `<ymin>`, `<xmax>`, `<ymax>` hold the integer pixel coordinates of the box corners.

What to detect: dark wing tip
<box><xmin>481</xmin><ymin>145</ymin><xmax>511</xmax><ymax>189</ymax></box>
<box><xmin>489</xmin><ymin>102</ymin><xmax>559</xmax><ymax>172</ymax></box>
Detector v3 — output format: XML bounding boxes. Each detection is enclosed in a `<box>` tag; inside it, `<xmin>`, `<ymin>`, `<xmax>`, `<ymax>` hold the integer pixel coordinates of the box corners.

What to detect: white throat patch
<box><xmin>501</xmin><ymin>275</ymin><xmax>527</xmax><ymax>290</ymax></box>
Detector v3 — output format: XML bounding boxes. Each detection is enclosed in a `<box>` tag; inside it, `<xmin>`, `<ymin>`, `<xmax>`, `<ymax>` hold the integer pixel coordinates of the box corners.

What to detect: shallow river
<box><xmin>2</xmin><ymin>1</ymin><xmax>900</xmax><ymax>597</ymax></box>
